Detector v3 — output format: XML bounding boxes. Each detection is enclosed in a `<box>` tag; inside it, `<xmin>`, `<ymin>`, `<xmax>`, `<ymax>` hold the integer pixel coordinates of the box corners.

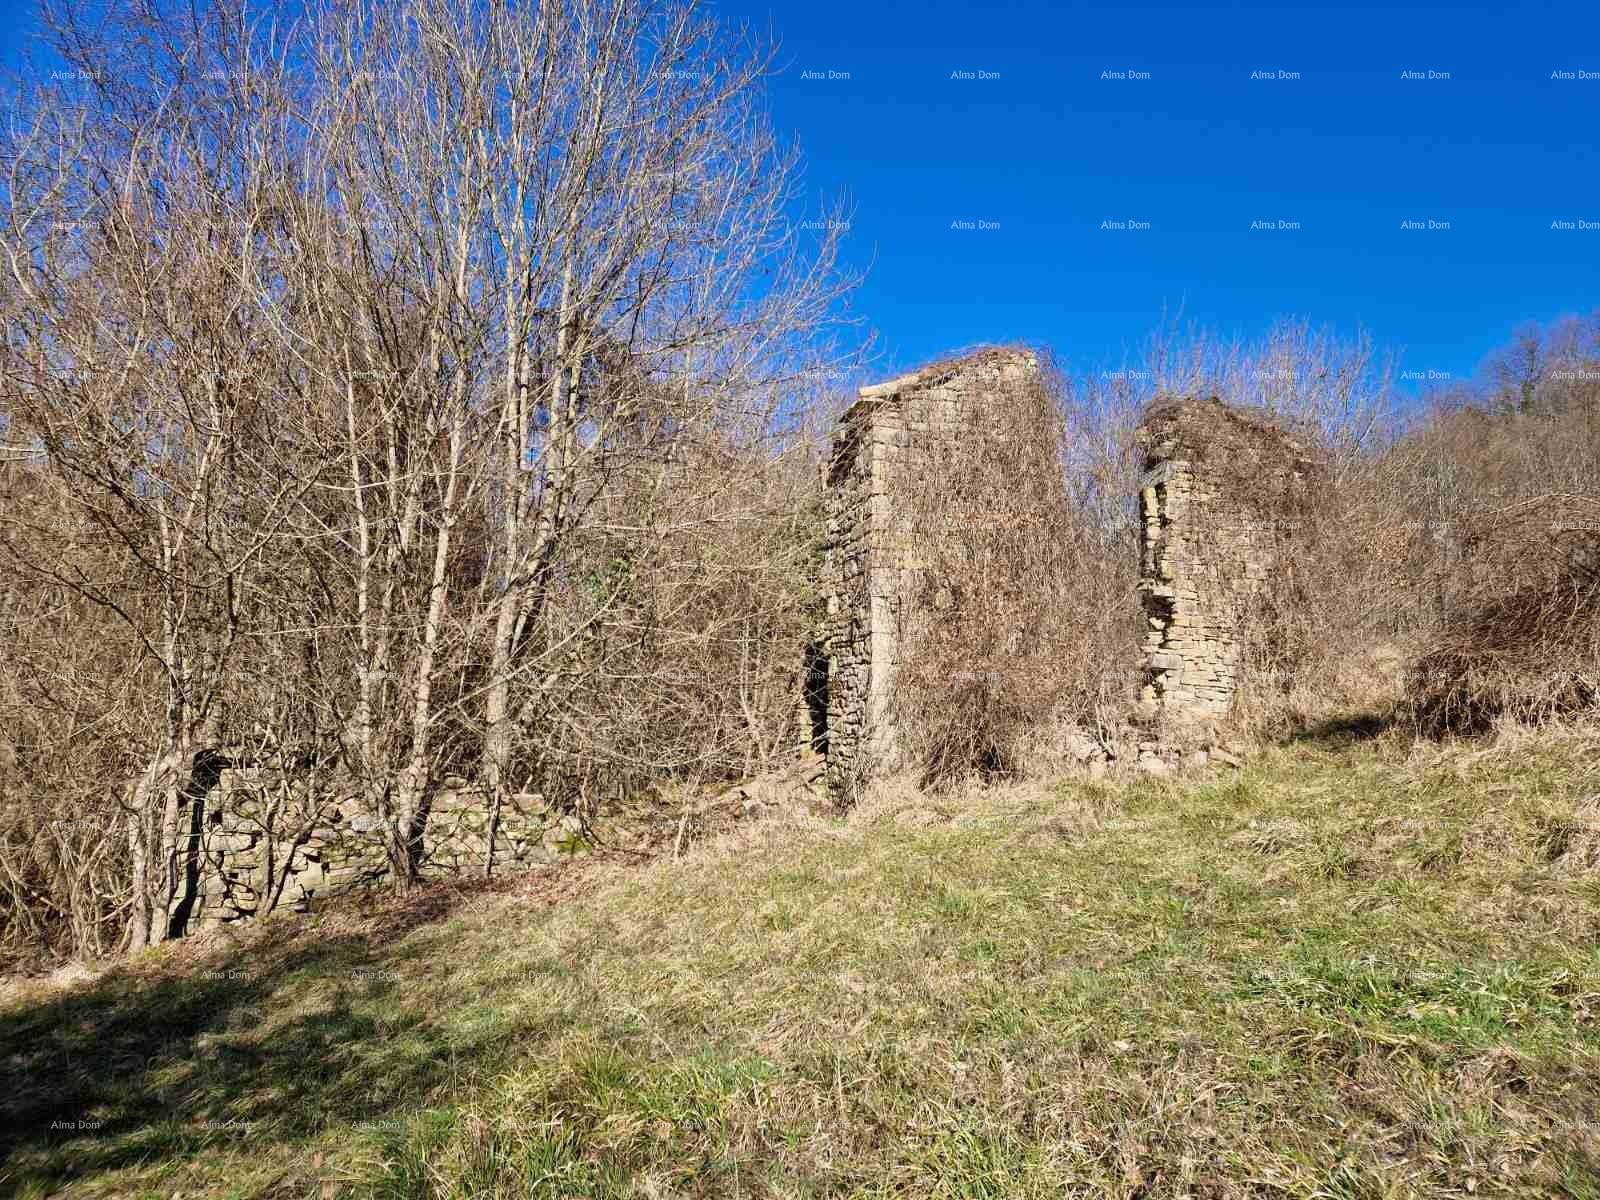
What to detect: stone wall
<box><xmin>1136</xmin><ymin>398</ymin><xmax>1319</xmax><ymax>721</ymax></box>
<box><xmin>820</xmin><ymin>348</ymin><xmax>1038</xmax><ymax>799</ymax></box>
<box><xmin>170</xmin><ymin>772</ymin><xmax>577</xmax><ymax>934</ymax></box>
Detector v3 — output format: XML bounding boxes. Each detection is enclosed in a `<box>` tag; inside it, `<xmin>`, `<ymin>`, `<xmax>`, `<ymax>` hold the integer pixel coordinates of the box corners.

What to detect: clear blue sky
<box><xmin>3</xmin><ymin>0</ymin><xmax>1597</xmax><ymax>392</ymax></box>
<box><xmin>721</xmin><ymin>0</ymin><xmax>1600</xmax><ymax>390</ymax></box>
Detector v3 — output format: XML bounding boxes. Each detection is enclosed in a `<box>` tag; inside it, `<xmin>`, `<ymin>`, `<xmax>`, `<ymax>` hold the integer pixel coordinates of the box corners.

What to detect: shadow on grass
<box><xmin>0</xmin><ymin>883</ymin><xmax>535</xmax><ymax>1196</ymax></box>
<box><xmin>1284</xmin><ymin>711</ymin><xmax>1403</xmax><ymax>751</ymax></box>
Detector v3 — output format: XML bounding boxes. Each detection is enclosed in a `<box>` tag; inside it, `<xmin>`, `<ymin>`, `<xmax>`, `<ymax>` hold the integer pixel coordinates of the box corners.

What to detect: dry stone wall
<box><xmin>1136</xmin><ymin>398</ymin><xmax>1319</xmax><ymax>721</ymax></box>
<box><xmin>170</xmin><ymin>771</ymin><xmax>576</xmax><ymax>934</ymax></box>
<box><xmin>821</xmin><ymin>348</ymin><xmax>1038</xmax><ymax>799</ymax></box>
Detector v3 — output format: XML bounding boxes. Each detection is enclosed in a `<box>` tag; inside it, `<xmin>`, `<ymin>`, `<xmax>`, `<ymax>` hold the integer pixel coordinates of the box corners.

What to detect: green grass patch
<box><xmin>4</xmin><ymin>730</ymin><xmax>1600</xmax><ymax>1197</ymax></box>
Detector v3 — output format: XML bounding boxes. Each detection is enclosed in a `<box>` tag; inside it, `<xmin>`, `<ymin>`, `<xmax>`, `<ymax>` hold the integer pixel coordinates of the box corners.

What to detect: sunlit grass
<box><xmin>4</xmin><ymin>725</ymin><xmax>1599</xmax><ymax>1197</ymax></box>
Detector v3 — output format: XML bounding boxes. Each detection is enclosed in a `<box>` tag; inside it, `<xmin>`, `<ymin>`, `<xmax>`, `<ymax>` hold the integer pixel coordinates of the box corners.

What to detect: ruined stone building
<box><xmin>1136</xmin><ymin>398</ymin><xmax>1319</xmax><ymax>721</ymax></box>
<box><xmin>166</xmin><ymin>361</ymin><xmax>1327</xmax><ymax>935</ymax></box>
<box><xmin>819</xmin><ymin>348</ymin><xmax>1038</xmax><ymax>798</ymax></box>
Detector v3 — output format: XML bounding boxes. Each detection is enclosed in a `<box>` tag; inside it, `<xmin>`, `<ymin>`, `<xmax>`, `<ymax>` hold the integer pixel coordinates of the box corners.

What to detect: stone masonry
<box><xmin>1137</xmin><ymin>398</ymin><xmax>1319</xmax><ymax>720</ymax></box>
<box><xmin>168</xmin><ymin>772</ymin><xmax>578</xmax><ymax>935</ymax></box>
<box><xmin>821</xmin><ymin>347</ymin><xmax>1038</xmax><ymax>799</ymax></box>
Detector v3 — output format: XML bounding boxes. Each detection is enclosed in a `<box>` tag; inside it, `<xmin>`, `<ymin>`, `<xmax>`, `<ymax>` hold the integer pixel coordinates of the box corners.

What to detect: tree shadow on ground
<box><xmin>0</xmin><ymin>881</ymin><xmax>541</xmax><ymax>1196</ymax></box>
<box><xmin>1283</xmin><ymin>711</ymin><xmax>1403</xmax><ymax>751</ymax></box>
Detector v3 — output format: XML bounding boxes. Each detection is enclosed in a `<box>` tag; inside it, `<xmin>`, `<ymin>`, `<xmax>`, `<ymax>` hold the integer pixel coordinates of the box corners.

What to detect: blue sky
<box><xmin>3</xmin><ymin>0</ymin><xmax>1597</xmax><ymax>393</ymax></box>
<box><xmin>721</xmin><ymin>0</ymin><xmax>1600</xmax><ymax>391</ymax></box>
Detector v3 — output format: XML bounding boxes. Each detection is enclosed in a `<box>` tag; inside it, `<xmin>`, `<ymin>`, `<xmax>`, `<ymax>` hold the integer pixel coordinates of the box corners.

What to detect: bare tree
<box><xmin>0</xmin><ymin>0</ymin><xmax>858</xmax><ymax>960</ymax></box>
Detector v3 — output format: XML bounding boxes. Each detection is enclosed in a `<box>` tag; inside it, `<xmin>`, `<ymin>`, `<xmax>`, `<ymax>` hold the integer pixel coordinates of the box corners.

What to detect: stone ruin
<box><xmin>176</xmin><ymin>370</ymin><xmax>1324</xmax><ymax>918</ymax></box>
<box><xmin>819</xmin><ymin>348</ymin><xmax>1039</xmax><ymax>798</ymax></box>
<box><xmin>169</xmin><ymin>771</ymin><xmax>579</xmax><ymax>935</ymax></box>
<box><xmin>1137</xmin><ymin>398</ymin><xmax>1319</xmax><ymax>721</ymax></box>
<box><xmin>818</xmin><ymin>362</ymin><xmax>1320</xmax><ymax>797</ymax></box>
<box><xmin>159</xmin><ymin>368</ymin><xmax>1325</xmax><ymax>929</ymax></box>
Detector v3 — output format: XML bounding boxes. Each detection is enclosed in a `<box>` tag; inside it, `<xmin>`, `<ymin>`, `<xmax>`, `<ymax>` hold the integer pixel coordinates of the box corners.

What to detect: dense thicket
<box><xmin>890</xmin><ymin>315</ymin><xmax>1600</xmax><ymax>778</ymax></box>
<box><xmin>0</xmin><ymin>0</ymin><xmax>855</xmax><ymax>966</ymax></box>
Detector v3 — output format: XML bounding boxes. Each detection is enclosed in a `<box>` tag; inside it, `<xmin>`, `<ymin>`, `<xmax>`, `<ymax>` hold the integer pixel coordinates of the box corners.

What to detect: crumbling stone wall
<box><xmin>170</xmin><ymin>773</ymin><xmax>575</xmax><ymax>934</ymax></box>
<box><xmin>1137</xmin><ymin>398</ymin><xmax>1319</xmax><ymax>721</ymax></box>
<box><xmin>821</xmin><ymin>348</ymin><xmax>1037</xmax><ymax>798</ymax></box>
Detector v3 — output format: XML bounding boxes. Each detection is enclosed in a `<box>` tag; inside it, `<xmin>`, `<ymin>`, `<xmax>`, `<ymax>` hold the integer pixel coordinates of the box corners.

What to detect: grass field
<box><xmin>5</xmin><ymin>722</ymin><xmax>1600</xmax><ymax>1198</ymax></box>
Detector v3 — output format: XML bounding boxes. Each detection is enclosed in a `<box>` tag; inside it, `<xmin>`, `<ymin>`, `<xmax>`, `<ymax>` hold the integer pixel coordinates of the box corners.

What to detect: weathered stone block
<box><xmin>820</xmin><ymin>347</ymin><xmax>1040</xmax><ymax>800</ymax></box>
<box><xmin>1136</xmin><ymin>398</ymin><xmax>1319</xmax><ymax>721</ymax></box>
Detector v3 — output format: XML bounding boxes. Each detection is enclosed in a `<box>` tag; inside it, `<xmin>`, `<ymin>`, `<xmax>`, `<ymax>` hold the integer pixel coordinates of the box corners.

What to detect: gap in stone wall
<box><xmin>820</xmin><ymin>375</ymin><xmax>1323</xmax><ymax>796</ymax></box>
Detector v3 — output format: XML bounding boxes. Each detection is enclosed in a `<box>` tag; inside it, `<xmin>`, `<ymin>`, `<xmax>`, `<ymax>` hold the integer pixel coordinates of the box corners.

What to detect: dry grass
<box><xmin>4</xmin><ymin>728</ymin><xmax>1600</xmax><ymax>1198</ymax></box>
<box><xmin>1409</xmin><ymin>500</ymin><xmax>1600</xmax><ymax>735</ymax></box>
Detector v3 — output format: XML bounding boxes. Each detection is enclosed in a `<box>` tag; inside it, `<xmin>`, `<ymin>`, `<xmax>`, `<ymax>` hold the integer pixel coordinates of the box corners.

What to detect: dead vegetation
<box><xmin>0</xmin><ymin>0</ymin><xmax>856</xmax><ymax>969</ymax></box>
<box><xmin>856</xmin><ymin>313</ymin><xmax>1600</xmax><ymax>793</ymax></box>
<box><xmin>1408</xmin><ymin>497</ymin><xmax>1600</xmax><ymax>734</ymax></box>
<box><xmin>892</xmin><ymin>354</ymin><xmax>1139</xmax><ymax>787</ymax></box>
<box><xmin>0</xmin><ymin>0</ymin><xmax>1596</xmax><ymax>991</ymax></box>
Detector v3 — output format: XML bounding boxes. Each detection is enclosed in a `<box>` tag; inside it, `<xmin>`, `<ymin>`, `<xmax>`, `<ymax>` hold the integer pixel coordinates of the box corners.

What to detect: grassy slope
<box><xmin>4</xmin><ymin>727</ymin><xmax>1600</xmax><ymax>1199</ymax></box>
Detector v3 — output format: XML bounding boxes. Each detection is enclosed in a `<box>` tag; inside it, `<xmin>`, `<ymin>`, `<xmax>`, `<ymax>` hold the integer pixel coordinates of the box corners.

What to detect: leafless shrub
<box><xmin>1408</xmin><ymin>497</ymin><xmax>1600</xmax><ymax>734</ymax></box>
<box><xmin>1137</xmin><ymin>314</ymin><xmax>1399</xmax><ymax>480</ymax></box>
<box><xmin>509</xmin><ymin>432</ymin><xmax>828</xmax><ymax>821</ymax></box>
<box><xmin>893</xmin><ymin>354</ymin><xmax>1139</xmax><ymax>787</ymax></box>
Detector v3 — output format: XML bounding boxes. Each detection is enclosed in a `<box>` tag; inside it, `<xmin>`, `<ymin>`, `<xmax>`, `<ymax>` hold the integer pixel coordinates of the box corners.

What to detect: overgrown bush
<box><xmin>893</xmin><ymin>353</ymin><xmax>1140</xmax><ymax>787</ymax></box>
<box><xmin>1409</xmin><ymin>498</ymin><xmax>1600</xmax><ymax>733</ymax></box>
